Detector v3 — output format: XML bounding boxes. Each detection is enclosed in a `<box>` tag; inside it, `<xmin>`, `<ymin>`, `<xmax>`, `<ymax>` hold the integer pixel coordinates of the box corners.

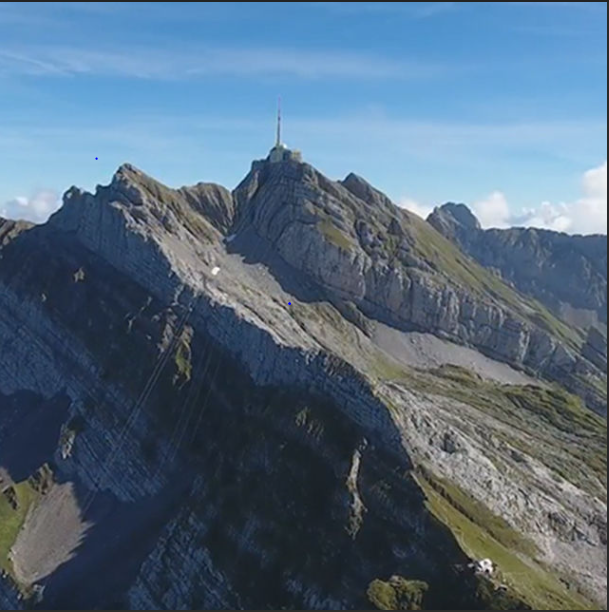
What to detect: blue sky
<box><xmin>0</xmin><ymin>1</ymin><xmax>607</xmax><ymax>233</ymax></box>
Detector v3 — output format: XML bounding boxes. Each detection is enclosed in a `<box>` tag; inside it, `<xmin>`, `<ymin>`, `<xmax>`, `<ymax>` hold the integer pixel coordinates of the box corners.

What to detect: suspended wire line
<box><xmin>82</xmin><ymin>293</ymin><xmax>197</xmax><ymax>514</ymax></box>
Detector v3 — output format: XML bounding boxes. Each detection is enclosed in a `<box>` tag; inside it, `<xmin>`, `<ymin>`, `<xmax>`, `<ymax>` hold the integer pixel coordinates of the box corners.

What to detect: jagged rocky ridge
<box><xmin>0</xmin><ymin>157</ymin><xmax>606</xmax><ymax>610</ymax></box>
<box><xmin>428</xmin><ymin>203</ymin><xmax>608</xmax><ymax>331</ymax></box>
<box><xmin>233</xmin><ymin>163</ymin><xmax>606</xmax><ymax>414</ymax></box>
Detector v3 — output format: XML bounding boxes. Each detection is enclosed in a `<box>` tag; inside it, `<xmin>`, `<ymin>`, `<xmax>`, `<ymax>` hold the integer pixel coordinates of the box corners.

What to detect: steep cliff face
<box><xmin>584</xmin><ymin>327</ymin><xmax>608</xmax><ymax>372</ymax></box>
<box><xmin>0</xmin><ymin>158</ymin><xmax>606</xmax><ymax>610</ymax></box>
<box><xmin>234</xmin><ymin>161</ymin><xmax>606</xmax><ymax>415</ymax></box>
<box><xmin>428</xmin><ymin>203</ymin><xmax>608</xmax><ymax>329</ymax></box>
<box><xmin>0</xmin><ymin>217</ymin><xmax>32</xmax><ymax>245</ymax></box>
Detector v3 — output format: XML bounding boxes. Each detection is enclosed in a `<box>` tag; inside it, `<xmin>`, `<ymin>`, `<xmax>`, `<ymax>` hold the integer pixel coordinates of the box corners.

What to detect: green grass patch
<box><xmin>475</xmin><ymin>576</ymin><xmax>532</xmax><ymax>610</ymax></box>
<box><xmin>385</xmin><ymin>213</ymin><xmax>583</xmax><ymax>350</ymax></box>
<box><xmin>415</xmin><ymin>472</ymin><xmax>598</xmax><ymax>610</ymax></box>
<box><xmin>174</xmin><ymin>332</ymin><xmax>193</xmax><ymax>384</ymax></box>
<box><xmin>368</xmin><ymin>577</ymin><xmax>429</xmax><ymax>610</ymax></box>
<box><xmin>370</xmin><ymin>352</ymin><xmax>417</xmax><ymax>383</ymax></box>
<box><xmin>318</xmin><ymin>219</ymin><xmax>353</xmax><ymax>251</ymax></box>
<box><xmin>504</xmin><ymin>385</ymin><xmax>605</xmax><ymax>437</ymax></box>
<box><xmin>419</xmin><ymin>469</ymin><xmax>539</xmax><ymax>558</ymax></box>
<box><xmin>382</xmin><ymin>363</ymin><xmax>606</xmax><ymax>500</ymax></box>
<box><xmin>0</xmin><ymin>481</ymin><xmax>40</xmax><ymax>577</ymax></box>
<box><xmin>128</xmin><ymin>168</ymin><xmax>218</xmax><ymax>242</ymax></box>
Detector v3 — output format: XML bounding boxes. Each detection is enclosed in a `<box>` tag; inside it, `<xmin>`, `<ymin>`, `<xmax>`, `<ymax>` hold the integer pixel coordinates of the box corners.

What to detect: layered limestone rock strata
<box><xmin>429</xmin><ymin>202</ymin><xmax>608</xmax><ymax>327</ymax></box>
<box><xmin>233</xmin><ymin>160</ymin><xmax>605</xmax><ymax>413</ymax></box>
<box><xmin>584</xmin><ymin>326</ymin><xmax>608</xmax><ymax>373</ymax></box>
<box><xmin>0</xmin><ymin>159</ymin><xmax>605</xmax><ymax>609</ymax></box>
<box><xmin>0</xmin><ymin>226</ymin><xmax>479</xmax><ymax>610</ymax></box>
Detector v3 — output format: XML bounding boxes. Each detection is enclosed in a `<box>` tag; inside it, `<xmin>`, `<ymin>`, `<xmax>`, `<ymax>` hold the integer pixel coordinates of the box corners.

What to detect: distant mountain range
<box><xmin>429</xmin><ymin>202</ymin><xmax>607</xmax><ymax>331</ymax></box>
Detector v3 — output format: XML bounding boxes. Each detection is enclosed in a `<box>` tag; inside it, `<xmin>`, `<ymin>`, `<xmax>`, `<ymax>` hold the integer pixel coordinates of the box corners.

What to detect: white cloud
<box><xmin>0</xmin><ymin>45</ymin><xmax>441</xmax><ymax>81</ymax></box>
<box><xmin>584</xmin><ymin>160</ymin><xmax>607</xmax><ymax>200</ymax></box>
<box><xmin>472</xmin><ymin>161</ymin><xmax>607</xmax><ymax>235</ymax></box>
<box><xmin>576</xmin><ymin>161</ymin><xmax>607</xmax><ymax>233</ymax></box>
<box><xmin>472</xmin><ymin>191</ymin><xmax>511</xmax><ymax>229</ymax></box>
<box><xmin>516</xmin><ymin>201</ymin><xmax>573</xmax><ymax>233</ymax></box>
<box><xmin>399</xmin><ymin>198</ymin><xmax>434</xmax><ymax>220</ymax></box>
<box><xmin>1</xmin><ymin>189</ymin><xmax>60</xmax><ymax>223</ymax></box>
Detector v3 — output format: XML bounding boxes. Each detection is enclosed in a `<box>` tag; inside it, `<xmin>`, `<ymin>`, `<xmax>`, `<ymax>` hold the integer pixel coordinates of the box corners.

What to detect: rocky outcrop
<box><xmin>234</xmin><ymin>161</ymin><xmax>606</xmax><ymax>414</ymax></box>
<box><xmin>428</xmin><ymin>203</ymin><xmax>608</xmax><ymax>328</ymax></box>
<box><xmin>584</xmin><ymin>326</ymin><xmax>608</xmax><ymax>372</ymax></box>
<box><xmin>0</xmin><ymin>158</ymin><xmax>606</xmax><ymax>610</ymax></box>
<box><xmin>0</xmin><ymin>217</ymin><xmax>32</xmax><ymax>245</ymax></box>
<box><xmin>0</xmin><ymin>215</ymin><xmax>478</xmax><ymax>610</ymax></box>
<box><xmin>383</xmin><ymin>378</ymin><xmax>607</xmax><ymax>604</ymax></box>
<box><xmin>178</xmin><ymin>182</ymin><xmax>234</xmax><ymax>234</ymax></box>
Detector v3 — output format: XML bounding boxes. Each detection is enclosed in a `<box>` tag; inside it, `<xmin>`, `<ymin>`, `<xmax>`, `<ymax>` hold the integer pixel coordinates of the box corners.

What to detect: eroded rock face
<box><xmin>584</xmin><ymin>326</ymin><xmax>608</xmax><ymax>372</ymax></box>
<box><xmin>382</xmin><ymin>380</ymin><xmax>607</xmax><ymax>604</ymax></box>
<box><xmin>0</xmin><ymin>217</ymin><xmax>32</xmax><ymax>246</ymax></box>
<box><xmin>0</xmin><ymin>159</ymin><xmax>606</xmax><ymax>610</ymax></box>
<box><xmin>0</xmin><ymin>223</ymin><xmax>477</xmax><ymax>610</ymax></box>
<box><xmin>233</xmin><ymin>161</ymin><xmax>605</xmax><ymax>414</ymax></box>
<box><xmin>428</xmin><ymin>203</ymin><xmax>608</xmax><ymax>328</ymax></box>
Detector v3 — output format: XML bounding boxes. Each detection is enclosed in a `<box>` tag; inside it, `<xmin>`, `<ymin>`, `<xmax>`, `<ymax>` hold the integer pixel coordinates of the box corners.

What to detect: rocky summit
<box><xmin>429</xmin><ymin>203</ymin><xmax>608</xmax><ymax>332</ymax></box>
<box><xmin>0</xmin><ymin>153</ymin><xmax>606</xmax><ymax>610</ymax></box>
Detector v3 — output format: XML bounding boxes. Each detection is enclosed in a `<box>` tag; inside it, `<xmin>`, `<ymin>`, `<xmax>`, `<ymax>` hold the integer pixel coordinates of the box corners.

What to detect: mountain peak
<box><xmin>0</xmin><ymin>216</ymin><xmax>32</xmax><ymax>245</ymax></box>
<box><xmin>0</xmin><ymin>154</ymin><xmax>606</xmax><ymax>611</ymax></box>
<box><xmin>429</xmin><ymin>201</ymin><xmax>608</xmax><ymax>331</ymax></box>
<box><xmin>341</xmin><ymin>172</ymin><xmax>394</xmax><ymax>213</ymax></box>
<box><xmin>431</xmin><ymin>202</ymin><xmax>482</xmax><ymax>230</ymax></box>
<box><xmin>107</xmin><ymin>163</ymin><xmax>156</xmax><ymax>204</ymax></box>
<box><xmin>46</xmin><ymin>158</ymin><xmax>607</xmax><ymax>413</ymax></box>
<box><xmin>115</xmin><ymin>162</ymin><xmax>143</xmax><ymax>177</ymax></box>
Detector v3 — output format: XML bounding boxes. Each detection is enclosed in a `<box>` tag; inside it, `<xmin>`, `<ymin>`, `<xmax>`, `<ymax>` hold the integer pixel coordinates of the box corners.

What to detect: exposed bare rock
<box><xmin>584</xmin><ymin>326</ymin><xmax>608</xmax><ymax>372</ymax></box>
<box><xmin>234</xmin><ymin>161</ymin><xmax>606</xmax><ymax>414</ymax></box>
<box><xmin>11</xmin><ymin>483</ymin><xmax>89</xmax><ymax>585</ymax></box>
<box><xmin>429</xmin><ymin>202</ymin><xmax>608</xmax><ymax>328</ymax></box>
<box><xmin>0</xmin><ymin>157</ymin><xmax>605</xmax><ymax>610</ymax></box>
<box><xmin>0</xmin><ymin>217</ymin><xmax>32</xmax><ymax>245</ymax></box>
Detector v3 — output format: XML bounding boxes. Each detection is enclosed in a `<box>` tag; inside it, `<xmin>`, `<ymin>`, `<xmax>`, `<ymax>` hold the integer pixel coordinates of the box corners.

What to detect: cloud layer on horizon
<box><xmin>475</xmin><ymin>161</ymin><xmax>607</xmax><ymax>235</ymax></box>
<box><xmin>402</xmin><ymin>161</ymin><xmax>607</xmax><ymax>236</ymax></box>
<box><xmin>1</xmin><ymin>189</ymin><xmax>60</xmax><ymax>224</ymax></box>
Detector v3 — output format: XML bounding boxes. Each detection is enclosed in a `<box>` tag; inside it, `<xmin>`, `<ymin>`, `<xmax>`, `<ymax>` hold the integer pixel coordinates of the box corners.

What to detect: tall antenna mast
<box><xmin>276</xmin><ymin>96</ymin><xmax>282</xmax><ymax>147</ymax></box>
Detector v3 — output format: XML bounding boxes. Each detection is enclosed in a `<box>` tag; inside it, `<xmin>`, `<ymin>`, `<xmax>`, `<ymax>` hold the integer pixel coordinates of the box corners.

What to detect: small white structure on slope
<box><xmin>475</xmin><ymin>558</ymin><xmax>496</xmax><ymax>576</ymax></box>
